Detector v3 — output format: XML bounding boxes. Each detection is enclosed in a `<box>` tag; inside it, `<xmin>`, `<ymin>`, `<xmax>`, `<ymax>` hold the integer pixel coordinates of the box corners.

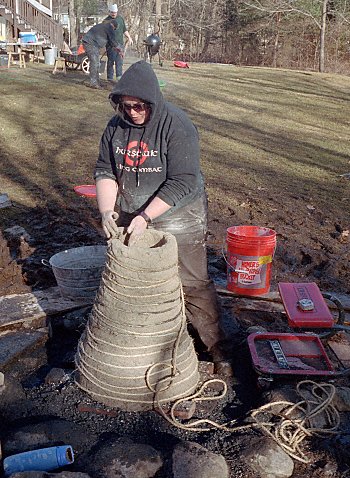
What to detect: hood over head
<box><xmin>109</xmin><ymin>60</ymin><xmax>164</xmax><ymax>126</ymax></box>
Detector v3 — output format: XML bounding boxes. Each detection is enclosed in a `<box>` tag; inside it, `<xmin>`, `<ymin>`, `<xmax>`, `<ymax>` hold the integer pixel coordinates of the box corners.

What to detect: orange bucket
<box><xmin>226</xmin><ymin>225</ymin><xmax>276</xmax><ymax>296</ymax></box>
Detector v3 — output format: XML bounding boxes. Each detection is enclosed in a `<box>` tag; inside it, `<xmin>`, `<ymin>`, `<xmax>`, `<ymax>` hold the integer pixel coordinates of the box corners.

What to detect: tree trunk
<box><xmin>75</xmin><ymin>1</ymin><xmax>83</xmax><ymax>43</ymax></box>
<box><xmin>155</xmin><ymin>0</ymin><xmax>162</xmax><ymax>33</ymax></box>
<box><xmin>272</xmin><ymin>12</ymin><xmax>281</xmax><ymax>68</ymax></box>
<box><xmin>319</xmin><ymin>0</ymin><xmax>328</xmax><ymax>72</ymax></box>
<box><xmin>68</xmin><ymin>0</ymin><xmax>77</xmax><ymax>47</ymax></box>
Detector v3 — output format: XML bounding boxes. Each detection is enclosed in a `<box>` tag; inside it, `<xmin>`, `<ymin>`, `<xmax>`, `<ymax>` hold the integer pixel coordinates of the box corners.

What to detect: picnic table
<box><xmin>2</xmin><ymin>41</ymin><xmax>45</xmax><ymax>63</ymax></box>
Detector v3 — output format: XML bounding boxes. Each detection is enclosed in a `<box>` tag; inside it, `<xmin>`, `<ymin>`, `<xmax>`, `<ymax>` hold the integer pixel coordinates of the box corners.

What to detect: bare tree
<box><xmin>240</xmin><ymin>0</ymin><xmax>332</xmax><ymax>71</ymax></box>
<box><xmin>319</xmin><ymin>0</ymin><xmax>328</xmax><ymax>71</ymax></box>
<box><xmin>68</xmin><ymin>0</ymin><xmax>77</xmax><ymax>46</ymax></box>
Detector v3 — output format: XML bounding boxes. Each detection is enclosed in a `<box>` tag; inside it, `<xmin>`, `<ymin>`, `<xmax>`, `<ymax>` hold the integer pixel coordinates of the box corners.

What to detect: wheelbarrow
<box><xmin>61</xmin><ymin>45</ymin><xmax>106</xmax><ymax>75</ymax></box>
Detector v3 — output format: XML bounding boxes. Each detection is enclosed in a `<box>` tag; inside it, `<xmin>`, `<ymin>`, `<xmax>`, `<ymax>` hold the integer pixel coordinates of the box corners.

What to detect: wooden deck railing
<box><xmin>1</xmin><ymin>0</ymin><xmax>63</xmax><ymax>48</ymax></box>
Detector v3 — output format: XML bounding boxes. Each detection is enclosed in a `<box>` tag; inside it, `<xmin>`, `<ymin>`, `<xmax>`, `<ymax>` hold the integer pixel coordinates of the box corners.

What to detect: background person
<box><xmin>94</xmin><ymin>60</ymin><xmax>231</xmax><ymax>374</ymax></box>
<box><xmin>82</xmin><ymin>20</ymin><xmax>123</xmax><ymax>89</ymax></box>
<box><xmin>103</xmin><ymin>4</ymin><xmax>133</xmax><ymax>82</ymax></box>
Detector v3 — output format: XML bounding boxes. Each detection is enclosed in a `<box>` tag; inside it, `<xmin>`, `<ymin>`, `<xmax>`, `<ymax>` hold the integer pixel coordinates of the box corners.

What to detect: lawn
<box><xmin>0</xmin><ymin>59</ymin><xmax>349</xmax><ymax>293</ymax></box>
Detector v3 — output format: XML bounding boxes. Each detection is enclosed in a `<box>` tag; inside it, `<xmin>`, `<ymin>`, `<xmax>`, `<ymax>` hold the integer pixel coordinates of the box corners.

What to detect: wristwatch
<box><xmin>139</xmin><ymin>211</ymin><xmax>152</xmax><ymax>224</ymax></box>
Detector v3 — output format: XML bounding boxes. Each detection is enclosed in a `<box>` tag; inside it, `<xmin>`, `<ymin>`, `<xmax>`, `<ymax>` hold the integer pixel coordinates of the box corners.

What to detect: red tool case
<box><xmin>248</xmin><ymin>332</ymin><xmax>335</xmax><ymax>377</ymax></box>
<box><xmin>278</xmin><ymin>282</ymin><xmax>334</xmax><ymax>329</ymax></box>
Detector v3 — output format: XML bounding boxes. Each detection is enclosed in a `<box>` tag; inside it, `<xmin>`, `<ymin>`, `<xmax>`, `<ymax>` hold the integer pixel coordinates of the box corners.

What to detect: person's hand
<box><xmin>115</xmin><ymin>46</ymin><xmax>124</xmax><ymax>58</ymax></box>
<box><xmin>127</xmin><ymin>215</ymin><xmax>148</xmax><ymax>246</ymax></box>
<box><xmin>128</xmin><ymin>38</ymin><xmax>134</xmax><ymax>46</ymax></box>
<box><xmin>101</xmin><ymin>210</ymin><xmax>119</xmax><ymax>238</ymax></box>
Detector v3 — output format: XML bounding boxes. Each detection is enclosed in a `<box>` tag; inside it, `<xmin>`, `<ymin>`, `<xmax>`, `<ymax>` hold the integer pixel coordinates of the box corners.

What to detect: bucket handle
<box><xmin>222</xmin><ymin>243</ymin><xmax>251</xmax><ymax>273</ymax></box>
<box><xmin>221</xmin><ymin>239</ymin><xmax>276</xmax><ymax>272</ymax></box>
<box><xmin>41</xmin><ymin>259</ymin><xmax>51</xmax><ymax>268</ymax></box>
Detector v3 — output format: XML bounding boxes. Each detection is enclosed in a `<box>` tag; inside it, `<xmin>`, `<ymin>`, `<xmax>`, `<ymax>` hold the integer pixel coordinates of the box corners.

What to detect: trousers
<box><xmin>106</xmin><ymin>47</ymin><xmax>123</xmax><ymax>79</ymax></box>
<box><xmin>118</xmin><ymin>194</ymin><xmax>224</xmax><ymax>352</ymax></box>
<box><xmin>82</xmin><ymin>42</ymin><xmax>100</xmax><ymax>86</ymax></box>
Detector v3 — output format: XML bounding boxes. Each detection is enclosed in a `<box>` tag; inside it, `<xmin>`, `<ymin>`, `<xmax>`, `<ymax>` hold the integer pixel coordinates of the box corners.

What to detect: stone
<box><xmin>172</xmin><ymin>400</ymin><xmax>196</xmax><ymax>420</ymax></box>
<box><xmin>0</xmin><ymin>287</ymin><xmax>93</xmax><ymax>335</ymax></box>
<box><xmin>4</xmin><ymin>225</ymin><xmax>32</xmax><ymax>243</ymax></box>
<box><xmin>198</xmin><ymin>360</ymin><xmax>215</xmax><ymax>375</ymax></box>
<box><xmin>2</xmin><ymin>418</ymin><xmax>96</xmax><ymax>456</ymax></box>
<box><xmin>0</xmin><ymin>330</ymin><xmax>48</xmax><ymax>380</ymax></box>
<box><xmin>82</xmin><ymin>437</ymin><xmax>163</xmax><ymax>478</ymax></box>
<box><xmin>0</xmin><ymin>193</ymin><xmax>12</xmax><ymax>208</ymax></box>
<box><xmin>0</xmin><ymin>376</ymin><xmax>30</xmax><ymax>422</ymax></box>
<box><xmin>328</xmin><ymin>340</ymin><xmax>350</xmax><ymax>368</ymax></box>
<box><xmin>262</xmin><ymin>385</ymin><xmax>299</xmax><ymax>414</ymax></box>
<box><xmin>322</xmin><ymin>462</ymin><xmax>339</xmax><ymax>476</ymax></box>
<box><xmin>155</xmin><ymin>400</ymin><xmax>197</xmax><ymax>420</ymax></box>
<box><xmin>172</xmin><ymin>441</ymin><xmax>229</xmax><ymax>478</ymax></box>
<box><xmin>246</xmin><ymin>325</ymin><xmax>268</xmax><ymax>334</ymax></box>
<box><xmin>44</xmin><ymin>368</ymin><xmax>68</xmax><ymax>385</ymax></box>
<box><xmin>241</xmin><ymin>436</ymin><xmax>294</xmax><ymax>478</ymax></box>
<box><xmin>333</xmin><ymin>386</ymin><xmax>350</xmax><ymax>411</ymax></box>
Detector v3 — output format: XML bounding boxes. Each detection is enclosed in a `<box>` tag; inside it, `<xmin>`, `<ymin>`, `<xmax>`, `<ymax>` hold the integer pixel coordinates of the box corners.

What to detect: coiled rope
<box><xmin>158</xmin><ymin>379</ymin><xmax>340</xmax><ymax>464</ymax></box>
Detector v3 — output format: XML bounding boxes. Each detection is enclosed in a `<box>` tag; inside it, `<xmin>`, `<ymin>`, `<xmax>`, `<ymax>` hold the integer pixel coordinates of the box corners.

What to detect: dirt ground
<box><xmin>1</xmin><ymin>183</ymin><xmax>350</xmax><ymax>478</ymax></box>
<box><xmin>0</xmin><ymin>61</ymin><xmax>350</xmax><ymax>477</ymax></box>
<box><xmin>1</xmin><ymin>179</ymin><xmax>349</xmax><ymax>297</ymax></box>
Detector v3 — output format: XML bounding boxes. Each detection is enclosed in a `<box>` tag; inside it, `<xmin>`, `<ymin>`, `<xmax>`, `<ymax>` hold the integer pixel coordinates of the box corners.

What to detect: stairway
<box><xmin>0</xmin><ymin>0</ymin><xmax>63</xmax><ymax>48</ymax></box>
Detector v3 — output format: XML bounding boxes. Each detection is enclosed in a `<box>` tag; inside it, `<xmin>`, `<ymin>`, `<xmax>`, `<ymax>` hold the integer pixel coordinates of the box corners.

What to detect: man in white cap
<box><xmin>103</xmin><ymin>4</ymin><xmax>133</xmax><ymax>82</ymax></box>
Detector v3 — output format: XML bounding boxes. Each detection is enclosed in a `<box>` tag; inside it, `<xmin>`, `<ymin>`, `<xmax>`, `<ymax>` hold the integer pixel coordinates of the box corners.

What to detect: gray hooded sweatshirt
<box><xmin>94</xmin><ymin>60</ymin><xmax>204</xmax><ymax>216</ymax></box>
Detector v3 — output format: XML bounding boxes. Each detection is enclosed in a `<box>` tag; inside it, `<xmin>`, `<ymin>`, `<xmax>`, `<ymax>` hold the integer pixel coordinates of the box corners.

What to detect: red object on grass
<box><xmin>74</xmin><ymin>185</ymin><xmax>96</xmax><ymax>197</ymax></box>
<box><xmin>173</xmin><ymin>60</ymin><xmax>189</xmax><ymax>68</ymax></box>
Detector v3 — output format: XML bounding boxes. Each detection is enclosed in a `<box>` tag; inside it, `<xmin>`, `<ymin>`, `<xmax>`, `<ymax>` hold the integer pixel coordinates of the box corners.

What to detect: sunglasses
<box><xmin>120</xmin><ymin>102</ymin><xmax>149</xmax><ymax>113</ymax></box>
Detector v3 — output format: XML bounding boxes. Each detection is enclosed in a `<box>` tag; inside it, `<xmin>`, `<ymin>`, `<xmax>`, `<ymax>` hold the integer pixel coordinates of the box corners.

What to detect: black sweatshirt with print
<box><xmin>94</xmin><ymin>60</ymin><xmax>204</xmax><ymax>215</ymax></box>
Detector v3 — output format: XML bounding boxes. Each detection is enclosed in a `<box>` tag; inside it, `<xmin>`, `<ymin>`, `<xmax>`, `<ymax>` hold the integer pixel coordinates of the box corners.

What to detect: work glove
<box><xmin>127</xmin><ymin>215</ymin><xmax>148</xmax><ymax>247</ymax></box>
<box><xmin>101</xmin><ymin>210</ymin><xmax>119</xmax><ymax>239</ymax></box>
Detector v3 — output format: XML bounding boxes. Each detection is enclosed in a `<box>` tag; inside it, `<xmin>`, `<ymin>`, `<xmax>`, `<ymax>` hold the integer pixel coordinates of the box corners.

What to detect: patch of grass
<box><xmin>0</xmin><ymin>61</ymin><xmax>349</xmax><ymax>256</ymax></box>
<box><xmin>1</xmin><ymin>63</ymin><xmax>349</xmax><ymax>209</ymax></box>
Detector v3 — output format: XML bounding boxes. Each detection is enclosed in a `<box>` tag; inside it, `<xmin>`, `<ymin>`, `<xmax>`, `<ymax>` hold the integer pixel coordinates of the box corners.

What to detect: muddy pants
<box><xmin>82</xmin><ymin>42</ymin><xmax>100</xmax><ymax>87</ymax></box>
<box><xmin>119</xmin><ymin>194</ymin><xmax>224</xmax><ymax>353</ymax></box>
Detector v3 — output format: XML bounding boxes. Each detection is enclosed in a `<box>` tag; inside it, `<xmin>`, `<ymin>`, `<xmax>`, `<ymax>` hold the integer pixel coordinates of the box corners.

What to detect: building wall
<box><xmin>0</xmin><ymin>17</ymin><xmax>6</xmax><ymax>41</ymax></box>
